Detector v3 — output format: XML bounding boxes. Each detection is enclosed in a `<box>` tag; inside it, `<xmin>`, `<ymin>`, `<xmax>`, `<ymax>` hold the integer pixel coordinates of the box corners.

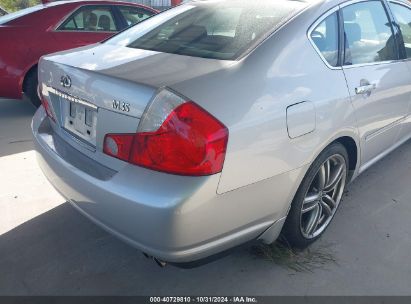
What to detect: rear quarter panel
<box><xmin>169</xmin><ymin>2</ymin><xmax>360</xmax><ymax>194</ymax></box>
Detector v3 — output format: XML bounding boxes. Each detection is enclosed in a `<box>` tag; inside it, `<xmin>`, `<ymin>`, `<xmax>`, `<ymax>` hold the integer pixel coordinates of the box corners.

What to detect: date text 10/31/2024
<box><xmin>149</xmin><ymin>297</ymin><xmax>258</xmax><ymax>303</ymax></box>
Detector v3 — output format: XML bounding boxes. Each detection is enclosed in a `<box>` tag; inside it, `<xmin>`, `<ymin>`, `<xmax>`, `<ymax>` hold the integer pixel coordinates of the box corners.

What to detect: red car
<box><xmin>0</xmin><ymin>0</ymin><xmax>157</xmax><ymax>106</ymax></box>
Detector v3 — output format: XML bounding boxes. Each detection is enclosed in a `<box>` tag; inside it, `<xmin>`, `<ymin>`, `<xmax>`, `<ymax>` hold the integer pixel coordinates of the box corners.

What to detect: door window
<box><xmin>58</xmin><ymin>6</ymin><xmax>117</xmax><ymax>32</ymax></box>
<box><xmin>310</xmin><ymin>12</ymin><xmax>339</xmax><ymax>67</ymax></box>
<box><xmin>119</xmin><ymin>6</ymin><xmax>155</xmax><ymax>27</ymax></box>
<box><xmin>390</xmin><ymin>2</ymin><xmax>411</xmax><ymax>58</ymax></box>
<box><xmin>342</xmin><ymin>1</ymin><xmax>397</xmax><ymax>65</ymax></box>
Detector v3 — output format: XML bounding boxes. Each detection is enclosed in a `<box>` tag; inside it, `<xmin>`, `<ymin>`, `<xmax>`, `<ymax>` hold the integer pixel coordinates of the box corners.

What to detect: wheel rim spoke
<box><xmin>320</xmin><ymin>199</ymin><xmax>332</xmax><ymax>217</ymax></box>
<box><xmin>302</xmin><ymin>192</ymin><xmax>321</xmax><ymax>213</ymax></box>
<box><xmin>306</xmin><ymin>203</ymin><xmax>322</xmax><ymax>236</ymax></box>
<box><xmin>322</xmin><ymin>194</ymin><xmax>337</xmax><ymax>209</ymax></box>
<box><xmin>302</xmin><ymin>202</ymin><xmax>318</xmax><ymax>214</ymax></box>
<box><xmin>300</xmin><ymin>154</ymin><xmax>347</xmax><ymax>239</ymax></box>
<box><xmin>317</xmin><ymin>163</ymin><xmax>327</xmax><ymax>190</ymax></box>
<box><xmin>324</xmin><ymin>163</ymin><xmax>344</xmax><ymax>192</ymax></box>
<box><xmin>304</xmin><ymin>192</ymin><xmax>321</xmax><ymax>204</ymax></box>
<box><xmin>324</xmin><ymin>160</ymin><xmax>331</xmax><ymax>189</ymax></box>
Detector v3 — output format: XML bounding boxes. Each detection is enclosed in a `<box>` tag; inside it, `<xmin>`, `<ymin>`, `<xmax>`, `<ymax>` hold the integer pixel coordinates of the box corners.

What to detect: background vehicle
<box><xmin>33</xmin><ymin>0</ymin><xmax>411</xmax><ymax>265</ymax></box>
<box><xmin>0</xmin><ymin>6</ymin><xmax>7</xmax><ymax>16</ymax></box>
<box><xmin>0</xmin><ymin>0</ymin><xmax>157</xmax><ymax>107</ymax></box>
<box><xmin>127</xmin><ymin>0</ymin><xmax>183</xmax><ymax>10</ymax></box>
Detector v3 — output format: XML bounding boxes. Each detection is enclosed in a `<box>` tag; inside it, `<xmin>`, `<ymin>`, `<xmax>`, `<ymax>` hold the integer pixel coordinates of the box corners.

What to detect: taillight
<box><xmin>39</xmin><ymin>87</ymin><xmax>56</xmax><ymax>122</ymax></box>
<box><xmin>103</xmin><ymin>89</ymin><xmax>228</xmax><ymax>176</ymax></box>
<box><xmin>103</xmin><ymin>134</ymin><xmax>134</xmax><ymax>161</ymax></box>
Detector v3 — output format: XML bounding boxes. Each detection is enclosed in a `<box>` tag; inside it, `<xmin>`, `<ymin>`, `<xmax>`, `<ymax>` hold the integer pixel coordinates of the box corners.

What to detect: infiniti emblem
<box><xmin>60</xmin><ymin>75</ymin><xmax>72</xmax><ymax>88</ymax></box>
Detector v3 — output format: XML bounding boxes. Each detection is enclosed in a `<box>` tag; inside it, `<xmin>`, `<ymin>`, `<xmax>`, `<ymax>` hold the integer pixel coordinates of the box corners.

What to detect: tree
<box><xmin>0</xmin><ymin>0</ymin><xmax>41</xmax><ymax>12</ymax></box>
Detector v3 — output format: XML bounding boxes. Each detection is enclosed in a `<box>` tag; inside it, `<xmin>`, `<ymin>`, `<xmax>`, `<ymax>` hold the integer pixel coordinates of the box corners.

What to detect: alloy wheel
<box><xmin>300</xmin><ymin>154</ymin><xmax>347</xmax><ymax>239</ymax></box>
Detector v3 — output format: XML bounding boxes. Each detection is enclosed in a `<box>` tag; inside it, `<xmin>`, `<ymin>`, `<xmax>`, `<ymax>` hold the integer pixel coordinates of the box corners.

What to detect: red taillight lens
<box><xmin>103</xmin><ymin>100</ymin><xmax>228</xmax><ymax>176</ymax></box>
<box><xmin>131</xmin><ymin>102</ymin><xmax>228</xmax><ymax>176</ymax></box>
<box><xmin>39</xmin><ymin>89</ymin><xmax>55</xmax><ymax>122</ymax></box>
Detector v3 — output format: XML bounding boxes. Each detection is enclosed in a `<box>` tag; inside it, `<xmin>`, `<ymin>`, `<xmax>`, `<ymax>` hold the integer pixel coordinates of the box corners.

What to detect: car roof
<box><xmin>43</xmin><ymin>0</ymin><xmax>156</xmax><ymax>11</ymax></box>
<box><xmin>316</xmin><ymin>0</ymin><xmax>411</xmax><ymax>7</ymax></box>
<box><xmin>0</xmin><ymin>0</ymin><xmax>156</xmax><ymax>26</ymax></box>
<box><xmin>185</xmin><ymin>0</ymin><xmax>314</xmax><ymax>4</ymax></box>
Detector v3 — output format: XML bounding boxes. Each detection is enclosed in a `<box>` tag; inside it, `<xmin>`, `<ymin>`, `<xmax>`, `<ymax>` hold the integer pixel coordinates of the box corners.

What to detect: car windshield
<box><xmin>106</xmin><ymin>0</ymin><xmax>307</xmax><ymax>60</ymax></box>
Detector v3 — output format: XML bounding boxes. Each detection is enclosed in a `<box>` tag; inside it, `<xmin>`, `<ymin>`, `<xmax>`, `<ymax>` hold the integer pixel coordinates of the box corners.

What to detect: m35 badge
<box><xmin>112</xmin><ymin>100</ymin><xmax>130</xmax><ymax>113</ymax></box>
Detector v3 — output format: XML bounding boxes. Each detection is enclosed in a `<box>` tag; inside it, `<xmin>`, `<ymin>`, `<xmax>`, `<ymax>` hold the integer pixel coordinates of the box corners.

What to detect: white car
<box><xmin>33</xmin><ymin>0</ymin><xmax>411</xmax><ymax>266</ymax></box>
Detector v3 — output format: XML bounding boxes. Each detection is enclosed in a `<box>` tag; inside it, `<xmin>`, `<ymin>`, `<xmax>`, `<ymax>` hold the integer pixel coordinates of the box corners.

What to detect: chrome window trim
<box><xmin>339</xmin><ymin>0</ymin><xmax>400</xmax><ymax>68</ymax></box>
<box><xmin>53</xmin><ymin>4</ymin><xmax>118</xmax><ymax>33</ymax></box>
<box><xmin>307</xmin><ymin>6</ymin><xmax>342</xmax><ymax>70</ymax></box>
<box><xmin>308</xmin><ymin>0</ymin><xmax>402</xmax><ymax>69</ymax></box>
<box><xmin>342</xmin><ymin>59</ymin><xmax>400</xmax><ymax>68</ymax></box>
<box><xmin>388</xmin><ymin>0</ymin><xmax>411</xmax><ymax>62</ymax></box>
<box><xmin>117</xmin><ymin>5</ymin><xmax>156</xmax><ymax>27</ymax></box>
<box><xmin>117</xmin><ymin>5</ymin><xmax>156</xmax><ymax>15</ymax></box>
<box><xmin>53</xmin><ymin>5</ymin><xmax>81</xmax><ymax>31</ymax></box>
<box><xmin>389</xmin><ymin>0</ymin><xmax>411</xmax><ymax>8</ymax></box>
<box><xmin>54</xmin><ymin>29</ymin><xmax>116</xmax><ymax>33</ymax></box>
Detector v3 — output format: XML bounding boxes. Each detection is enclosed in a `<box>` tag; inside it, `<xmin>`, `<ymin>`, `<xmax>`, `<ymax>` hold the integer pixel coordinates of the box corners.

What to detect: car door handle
<box><xmin>355</xmin><ymin>83</ymin><xmax>376</xmax><ymax>95</ymax></box>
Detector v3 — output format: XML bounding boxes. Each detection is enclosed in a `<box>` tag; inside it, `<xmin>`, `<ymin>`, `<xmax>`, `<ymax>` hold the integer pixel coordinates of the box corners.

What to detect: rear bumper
<box><xmin>32</xmin><ymin>107</ymin><xmax>303</xmax><ymax>263</ymax></box>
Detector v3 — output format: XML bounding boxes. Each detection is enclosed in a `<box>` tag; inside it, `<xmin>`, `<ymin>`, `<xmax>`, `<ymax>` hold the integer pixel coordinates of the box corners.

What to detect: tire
<box><xmin>282</xmin><ymin>142</ymin><xmax>349</xmax><ymax>249</ymax></box>
<box><xmin>23</xmin><ymin>67</ymin><xmax>41</xmax><ymax>108</ymax></box>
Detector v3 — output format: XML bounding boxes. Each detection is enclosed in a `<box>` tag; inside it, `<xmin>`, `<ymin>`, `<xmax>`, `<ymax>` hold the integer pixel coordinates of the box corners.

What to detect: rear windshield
<box><xmin>0</xmin><ymin>4</ymin><xmax>42</xmax><ymax>25</ymax></box>
<box><xmin>106</xmin><ymin>0</ymin><xmax>306</xmax><ymax>60</ymax></box>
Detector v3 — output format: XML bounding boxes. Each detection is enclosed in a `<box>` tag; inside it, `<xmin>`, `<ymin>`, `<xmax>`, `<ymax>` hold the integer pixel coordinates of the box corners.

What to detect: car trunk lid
<box><xmin>38</xmin><ymin>43</ymin><xmax>233</xmax><ymax>171</ymax></box>
<box><xmin>41</xmin><ymin>43</ymin><xmax>234</xmax><ymax>88</ymax></box>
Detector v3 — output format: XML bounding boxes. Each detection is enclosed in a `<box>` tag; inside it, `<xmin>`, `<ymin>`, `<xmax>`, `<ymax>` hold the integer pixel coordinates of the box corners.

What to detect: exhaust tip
<box><xmin>142</xmin><ymin>252</ymin><xmax>167</xmax><ymax>267</ymax></box>
<box><xmin>153</xmin><ymin>257</ymin><xmax>167</xmax><ymax>268</ymax></box>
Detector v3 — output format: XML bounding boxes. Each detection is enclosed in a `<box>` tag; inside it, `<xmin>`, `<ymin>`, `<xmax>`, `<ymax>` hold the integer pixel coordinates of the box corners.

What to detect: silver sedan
<box><xmin>33</xmin><ymin>0</ymin><xmax>411</xmax><ymax>265</ymax></box>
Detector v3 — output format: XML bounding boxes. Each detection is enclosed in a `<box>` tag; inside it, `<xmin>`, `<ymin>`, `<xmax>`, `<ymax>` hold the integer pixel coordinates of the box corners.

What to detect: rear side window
<box><xmin>107</xmin><ymin>0</ymin><xmax>307</xmax><ymax>60</ymax></box>
<box><xmin>311</xmin><ymin>12</ymin><xmax>339</xmax><ymax>67</ymax></box>
<box><xmin>119</xmin><ymin>6</ymin><xmax>154</xmax><ymax>27</ymax></box>
<box><xmin>342</xmin><ymin>1</ymin><xmax>397</xmax><ymax>65</ymax></box>
<box><xmin>59</xmin><ymin>6</ymin><xmax>117</xmax><ymax>32</ymax></box>
<box><xmin>390</xmin><ymin>2</ymin><xmax>411</xmax><ymax>58</ymax></box>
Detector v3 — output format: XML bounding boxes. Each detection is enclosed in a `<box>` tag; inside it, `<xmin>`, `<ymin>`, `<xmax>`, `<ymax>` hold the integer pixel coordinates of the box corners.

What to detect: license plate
<box><xmin>63</xmin><ymin>101</ymin><xmax>97</xmax><ymax>146</ymax></box>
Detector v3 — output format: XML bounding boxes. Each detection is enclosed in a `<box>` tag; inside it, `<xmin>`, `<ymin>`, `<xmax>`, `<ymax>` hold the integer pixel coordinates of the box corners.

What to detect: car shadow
<box><xmin>1</xmin><ymin>141</ymin><xmax>410</xmax><ymax>295</ymax></box>
<box><xmin>0</xmin><ymin>98</ymin><xmax>36</xmax><ymax>158</ymax></box>
<box><xmin>0</xmin><ymin>202</ymin><xmax>274</xmax><ymax>295</ymax></box>
<box><xmin>10</xmin><ymin>200</ymin><xmax>308</xmax><ymax>296</ymax></box>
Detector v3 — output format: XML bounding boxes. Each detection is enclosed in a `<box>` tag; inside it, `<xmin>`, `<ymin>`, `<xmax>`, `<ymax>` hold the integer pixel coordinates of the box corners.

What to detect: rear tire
<box><xmin>282</xmin><ymin>143</ymin><xmax>349</xmax><ymax>248</ymax></box>
<box><xmin>23</xmin><ymin>67</ymin><xmax>41</xmax><ymax>108</ymax></box>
